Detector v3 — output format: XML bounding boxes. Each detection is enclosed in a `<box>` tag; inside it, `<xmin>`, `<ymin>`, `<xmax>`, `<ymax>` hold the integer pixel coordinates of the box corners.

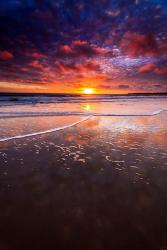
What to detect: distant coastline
<box><xmin>0</xmin><ymin>92</ymin><xmax>167</xmax><ymax>97</ymax></box>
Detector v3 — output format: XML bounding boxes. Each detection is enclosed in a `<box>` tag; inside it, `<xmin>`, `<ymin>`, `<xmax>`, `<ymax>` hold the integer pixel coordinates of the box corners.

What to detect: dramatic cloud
<box><xmin>138</xmin><ymin>64</ymin><xmax>167</xmax><ymax>75</ymax></box>
<box><xmin>56</xmin><ymin>41</ymin><xmax>110</xmax><ymax>59</ymax></box>
<box><xmin>121</xmin><ymin>32</ymin><xmax>167</xmax><ymax>57</ymax></box>
<box><xmin>0</xmin><ymin>0</ymin><xmax>166</xmax><ymax>93</ymax></box>
<box><xmin>121</xmin><ymin>33</ymin><xmax>159</xmax><ymax>57</ymax></box>
<box><xmin>55</xmin><ymin>60</ymin><xmax>100</xmax><ymax>74</ymax></box>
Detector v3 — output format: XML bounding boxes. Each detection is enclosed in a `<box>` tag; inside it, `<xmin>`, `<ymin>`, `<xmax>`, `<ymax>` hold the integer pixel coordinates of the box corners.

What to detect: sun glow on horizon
<box><xmin>83</xmin><ymin>88</ymin><xmax>94</xmax><ymax>94</ymax></box>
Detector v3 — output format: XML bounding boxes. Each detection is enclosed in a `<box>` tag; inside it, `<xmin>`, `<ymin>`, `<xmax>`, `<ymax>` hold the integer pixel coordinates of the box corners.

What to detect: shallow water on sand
<box><xmin>0</xmin><ymin>100</ymin><xmax>167</xmax><ymax>250</ymax></box>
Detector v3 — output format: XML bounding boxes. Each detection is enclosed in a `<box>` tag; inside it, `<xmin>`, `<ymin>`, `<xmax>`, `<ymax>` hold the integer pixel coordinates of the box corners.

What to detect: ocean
<box><xmin>0</xmin><ymin>94</ymin><xmax>167</xmax><ymax>250</ymax></box>
<box><xmin>0</xmin><ymin>94</ymin><xmax>166</xmax><ymax>141</ymax></box>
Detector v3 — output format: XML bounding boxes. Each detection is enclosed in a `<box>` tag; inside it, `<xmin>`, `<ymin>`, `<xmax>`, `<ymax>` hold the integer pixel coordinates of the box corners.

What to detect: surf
<box><xmin>0</xmin><ymin>109</ymin><xmax>166</xmax><ymax>119</ymax></box>
<box><xmin>0</xmin><ymin>116</ymin><xmax>91</xmax><ymax>142</ymax></box>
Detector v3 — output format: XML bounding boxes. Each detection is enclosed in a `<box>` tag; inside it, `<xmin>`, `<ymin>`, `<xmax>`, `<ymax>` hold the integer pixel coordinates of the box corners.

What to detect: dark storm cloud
<box><xmin>0</xmin><ymin>0</ymin><xmax>167</xmax><ymax>92</ymax></box>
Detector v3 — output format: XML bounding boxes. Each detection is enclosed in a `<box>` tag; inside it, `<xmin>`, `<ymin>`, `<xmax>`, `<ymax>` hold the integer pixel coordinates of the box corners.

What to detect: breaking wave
<box><xmin>0</xmin><ymin>95</ymin><xmax>166</xmax><ymax>106</ymax></box>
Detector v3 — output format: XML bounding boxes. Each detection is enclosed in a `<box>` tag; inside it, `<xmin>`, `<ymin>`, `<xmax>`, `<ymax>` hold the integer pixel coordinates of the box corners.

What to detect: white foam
<box><xmin>152</xmin><ymin>109</ymin><xmax>166</xmax><ymax>115</ymax></box>
<box><xmin>0</xmin><ymin>116</ymin><xmax>91</xmax><ymax>142</ymax></box>
<box><xmin>0</xmin><ymin>109</ymin><xmax>166</xmax><ymax>118</ymax></box>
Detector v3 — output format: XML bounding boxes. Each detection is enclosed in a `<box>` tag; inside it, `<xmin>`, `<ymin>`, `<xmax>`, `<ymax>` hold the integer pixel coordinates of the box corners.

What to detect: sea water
<box><xmin>0</xmin><ymin>95</ymin><xmax>166</xmax><ymax>141</ymax></box>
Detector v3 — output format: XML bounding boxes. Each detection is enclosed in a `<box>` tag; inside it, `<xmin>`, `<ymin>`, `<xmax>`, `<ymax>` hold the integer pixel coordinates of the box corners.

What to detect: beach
<box><xmin>0</xmin><ymin>96</ymin><xmax>167</xmax><ymax>250</ymax></box>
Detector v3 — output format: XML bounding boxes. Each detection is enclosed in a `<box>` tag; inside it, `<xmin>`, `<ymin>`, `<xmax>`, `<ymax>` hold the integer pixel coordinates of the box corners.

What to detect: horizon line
<box><xmin>0</xmin><ymin>92</ymin><xmax>167</xmax><ymax>96</ymax></box>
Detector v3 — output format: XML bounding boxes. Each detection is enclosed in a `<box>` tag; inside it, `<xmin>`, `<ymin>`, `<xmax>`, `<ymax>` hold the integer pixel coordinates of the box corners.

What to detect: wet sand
<box><xmin>0</xmin><ymin>114</ymin><xmax>167</xmax><ymax>250</ymax></box>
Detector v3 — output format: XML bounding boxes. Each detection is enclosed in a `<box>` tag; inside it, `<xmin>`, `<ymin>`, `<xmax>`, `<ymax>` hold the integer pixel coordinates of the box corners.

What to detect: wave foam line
<box><xmin>0</xmin><ymin>109</ymin><xmax>166</xmax><ymax>118</ymax></box>
<box><xmin>0</xmin><ymin>116</ymin><xmax>91</xmax><ymax>142</ymax></box>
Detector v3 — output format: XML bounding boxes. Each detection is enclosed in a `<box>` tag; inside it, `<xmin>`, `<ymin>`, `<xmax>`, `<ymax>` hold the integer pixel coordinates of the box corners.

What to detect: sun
<box><xmin>83</xmin><ymin>88</ymin><xmax>94</xmax><ymax>94</ymax></box>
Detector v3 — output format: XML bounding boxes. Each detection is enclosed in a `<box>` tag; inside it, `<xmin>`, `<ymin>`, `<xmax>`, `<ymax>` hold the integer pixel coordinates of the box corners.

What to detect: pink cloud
<box><xmin>154</xmin><ymin>67</ymin><xmax>167</xmax><ymax>75</ymax></box>
<box><xmin>25</xmin><ymin>51</ymin><xmax>46</xmax><ymax>59</ymax></box>
<box><xmin>121</xmin><ymin>32</ymin><xmax>159</xmax><ymax>57</ymax></box>
<box><xmin>138</xmin><ymin>64</ymin><xmax>167</xmax><ymax>75</ymax></box>
<box><xmin>31</xmin><ymin>52</ymin><xmax>45</xmax><ymax>59</ymax></box>
<box><xmin>59</xmin><ymin>45</ymin><xmax>72</xmax><ymax>54</ymax></box>
<box><xmin>138</xmin><ymin>64</ymin><xmax>156</xmax><ymax>73</ymax></box>
<box><xmin>57</xmin><ymin>40</ymin><xmax>110</xmax><ymax>58</ymax></box>
<box><xmin>55</xmin><ymin>60</ymin><xmax>100</xmax><ymax>74</ymax></box>
<box><xmin>29</xmin><ymin>60</ymin><xmax>45</xmax><ymax>70</ymax></box>
<box><xmin>21</xmin><ymin>67</ymin><xmax>29</xmax><ymax>72</ymax></box>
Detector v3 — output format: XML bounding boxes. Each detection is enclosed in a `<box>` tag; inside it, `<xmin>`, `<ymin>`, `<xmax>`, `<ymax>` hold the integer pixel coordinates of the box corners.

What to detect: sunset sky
<box><xmin>0</xmin><ymin>0</ymin><xmax>167</xmax><ymax>93</ymax></box>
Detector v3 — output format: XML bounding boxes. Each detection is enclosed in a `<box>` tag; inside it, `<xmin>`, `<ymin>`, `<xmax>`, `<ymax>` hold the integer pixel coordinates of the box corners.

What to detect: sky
<box><xmin>0</xmin><ymin>0</ymin><xmax>167</xmax><ymax>94</ymax></box>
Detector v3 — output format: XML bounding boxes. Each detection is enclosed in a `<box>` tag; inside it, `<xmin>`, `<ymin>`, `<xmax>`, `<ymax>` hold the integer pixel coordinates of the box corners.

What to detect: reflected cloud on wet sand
<box><xmin>0</xmin><ymin>107</ymin><xmax>167</xmax><ymax>250</ymax></box>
